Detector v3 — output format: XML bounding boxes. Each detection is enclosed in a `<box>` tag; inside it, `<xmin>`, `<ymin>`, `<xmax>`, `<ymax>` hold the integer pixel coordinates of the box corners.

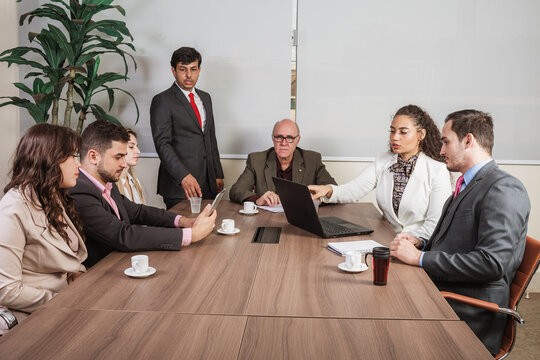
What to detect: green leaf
<box><xmin>13</xmin><ymin>82</ymin><xmax>33</xmax><ymax>96</ymax></box>
<box><xmin>106</xmin><ymin>87</ymin><xmax>114</xmax><ymax>110</ymax></box>
<box><xmin>0</xmin><ymin>96</ymin><xmax>48</xmax><ymax>123</ymax></box>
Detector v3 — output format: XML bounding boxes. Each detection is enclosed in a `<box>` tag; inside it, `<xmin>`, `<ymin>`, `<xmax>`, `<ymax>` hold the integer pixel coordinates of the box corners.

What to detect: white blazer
<box><xmin>326</xmin><ymin>152</ymin><xmax>451</xmax><ymax>239</ymax></box>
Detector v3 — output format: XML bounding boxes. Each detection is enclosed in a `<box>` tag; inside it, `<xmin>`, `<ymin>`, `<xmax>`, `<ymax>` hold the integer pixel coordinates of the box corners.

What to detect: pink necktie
<box><xmin>189</xmin><ymin>93</ymin><xmax>202</xmax><ymax>129</ymax></box>
<box><xmin>103</xmin><ymin>183</ymin><xmax>121</xmax><ymax>219</ymax></box>
<box><xmin>453</xmin><ymin>175</ymin><xmax>464</xmax><ymax>199</ymax></box>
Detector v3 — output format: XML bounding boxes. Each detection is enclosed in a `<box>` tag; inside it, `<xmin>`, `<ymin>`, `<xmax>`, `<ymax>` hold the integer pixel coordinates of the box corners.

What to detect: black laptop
<box><xmin>273</xmin><ymin>177</ymin><xmax>373</xmax><ymax>238</ymax></box>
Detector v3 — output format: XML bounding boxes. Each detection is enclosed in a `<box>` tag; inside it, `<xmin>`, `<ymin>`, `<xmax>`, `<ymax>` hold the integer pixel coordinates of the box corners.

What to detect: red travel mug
<box><xmin>365</xmin><ymin>247</ymin><xmax>390</xmax><ymax>285</ymax></box>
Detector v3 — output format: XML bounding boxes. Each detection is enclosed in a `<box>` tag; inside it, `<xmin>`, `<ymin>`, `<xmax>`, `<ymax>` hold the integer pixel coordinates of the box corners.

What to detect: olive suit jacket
<box><xmin>150</xmin><ymin>83</ymin><xmax>224</xmax><ymax>200</ymax></box>
<box><xmin>229</xmin><ymin>147</ymin><xmax>336</xmax><ymax>203</ymax></box>
<box><xmin>422</xmin><ymin>160</ymin><xmax>530</xmax><ymax>354</ymax></box>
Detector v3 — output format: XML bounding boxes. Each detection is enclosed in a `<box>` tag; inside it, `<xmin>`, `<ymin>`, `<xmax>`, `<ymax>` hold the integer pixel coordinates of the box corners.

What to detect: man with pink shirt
<box><xmin>70</xmin><ymin>120</ymin><xmax>216</xmax><ymax>267</ymax></box>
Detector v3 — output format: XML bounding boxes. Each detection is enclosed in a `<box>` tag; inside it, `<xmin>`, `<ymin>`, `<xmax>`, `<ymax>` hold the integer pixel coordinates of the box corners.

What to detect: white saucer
<box><xmin>124</xmin><ymin>266</ymin><xmax>156</xmax><ymax>278</ymax></box>
<box><xmin>239</xmin><ymin>209</ymin><xmax>259</xmax><ymax>215</ymax></box>
<box><xmin>338</xmin><ymin>262</ymin><xmax>368</xmax><ymax>273</ymax></box>
<box><xmin>217</xmin><ymin>228</ymin><xmax>240</xmax><ymax>235</ymax></box>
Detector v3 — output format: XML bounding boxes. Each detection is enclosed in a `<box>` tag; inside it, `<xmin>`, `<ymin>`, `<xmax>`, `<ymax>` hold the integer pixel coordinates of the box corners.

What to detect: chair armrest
<box><xmin>440</xmin><ymin>291</ymin><xmax>499</xmax><ymax>312</ymax></box>
<box><xmin>440</xmin><ymin>291</ymin><xmax>524</xmax><ymax>324</ymax></box>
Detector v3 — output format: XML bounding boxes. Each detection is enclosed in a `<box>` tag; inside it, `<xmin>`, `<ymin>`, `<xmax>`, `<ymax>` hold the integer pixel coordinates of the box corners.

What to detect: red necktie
<box><xmin>189</xmin><ymin>93</ymin><xmax>202</xmax><ymax>129</ymax></box>
<box><xmin>453</xmin><ymin>175</ymin><xmax>464</xmax><ymax>199</ymax></box>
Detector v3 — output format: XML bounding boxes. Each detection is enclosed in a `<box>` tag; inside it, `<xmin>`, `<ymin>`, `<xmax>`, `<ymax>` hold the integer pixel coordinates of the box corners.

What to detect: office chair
<box><xmin>441</xmin><ymin>235</ymin><xmax>540</xmax><ymax>359</ymax></box>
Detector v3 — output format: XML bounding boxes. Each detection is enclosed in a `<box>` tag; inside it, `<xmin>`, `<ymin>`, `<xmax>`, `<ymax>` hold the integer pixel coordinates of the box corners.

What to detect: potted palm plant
<box><xmin>0</xmin><ymin>0</ymin><xmax>138</xmax><ymax>133</ymax></box>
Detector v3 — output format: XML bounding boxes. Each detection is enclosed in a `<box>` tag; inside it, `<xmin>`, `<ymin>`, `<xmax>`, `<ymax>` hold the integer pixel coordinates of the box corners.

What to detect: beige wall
<box><xmin>0</xmin><ymin>1</ymin><xmax>19</xmax><ymax>189</ymax></box>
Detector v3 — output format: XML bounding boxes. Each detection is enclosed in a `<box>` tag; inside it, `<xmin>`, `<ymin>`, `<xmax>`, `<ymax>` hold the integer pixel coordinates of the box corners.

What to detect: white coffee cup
<box><xmin>243</xmin><ymin>201</ymin><xmax>256</xmax><ymax>212</ymax></box>
<box><xmin>343</xmin><ymin>250</ymin><xmax>365</xmax><ymax>270</ymax></box>
<box><xmin>221</xmin><ymin>219</ymin><xmax>235</xmax><ymax>233</ymax></box>
<box><xmin>132</xmin><ymin>255</ymin><xmax>149</xmax><ymax>274</ymax></box>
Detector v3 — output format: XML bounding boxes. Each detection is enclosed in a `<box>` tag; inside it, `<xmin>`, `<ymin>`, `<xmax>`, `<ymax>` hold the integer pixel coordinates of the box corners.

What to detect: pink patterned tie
<box><xmin>453</xmin><ymin>175</ymin><xmax>464</xmax><ymax>199</ymax></box>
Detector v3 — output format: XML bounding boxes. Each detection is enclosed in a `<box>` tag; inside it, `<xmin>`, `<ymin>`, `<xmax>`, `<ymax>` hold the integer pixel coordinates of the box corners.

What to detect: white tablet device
<box><xmin>208</xmin><ymin>189</ymin><xmax>226</xmax><ymax>215</ymax></box>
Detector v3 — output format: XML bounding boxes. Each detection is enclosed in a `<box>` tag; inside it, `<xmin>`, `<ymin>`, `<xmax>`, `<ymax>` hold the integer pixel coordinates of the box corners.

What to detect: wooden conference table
<box><xmin>0</xmin><ymin>201</ymin><xmax>492</xmax><ymax>359</ymax></box>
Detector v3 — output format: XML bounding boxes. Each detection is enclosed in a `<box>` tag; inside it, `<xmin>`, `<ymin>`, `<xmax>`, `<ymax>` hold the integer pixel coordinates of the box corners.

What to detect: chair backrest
<box><xmin>496</xmin><ymin>235</ymin><xmax>540</xmax><ymax>359</ymax></box>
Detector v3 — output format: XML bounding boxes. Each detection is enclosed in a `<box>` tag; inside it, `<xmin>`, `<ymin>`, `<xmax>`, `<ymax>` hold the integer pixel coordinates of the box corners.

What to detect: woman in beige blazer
<box><xmin>0</xmin><ymin>123</ymin><xmax>87</xmax><ymax>334</ymax></box>
<box><xmin>310</xmin><ymin>105</ymin><xmax>451</xmax><ymax>239</ymax></box>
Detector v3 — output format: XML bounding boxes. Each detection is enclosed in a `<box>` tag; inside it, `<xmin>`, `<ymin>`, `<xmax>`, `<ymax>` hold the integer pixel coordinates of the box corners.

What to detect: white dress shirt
<box><xmin>176</xmin><ymin>83</ymin><xmax>206</xmax><ymax>130</ymax></box>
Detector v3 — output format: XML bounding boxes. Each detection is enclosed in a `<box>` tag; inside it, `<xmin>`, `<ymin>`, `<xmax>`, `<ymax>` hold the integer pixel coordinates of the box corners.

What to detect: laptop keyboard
<box><xmin>321</xmin><ymin>221</ymin><xmax>352</xmax><ymax>235</ymax></box>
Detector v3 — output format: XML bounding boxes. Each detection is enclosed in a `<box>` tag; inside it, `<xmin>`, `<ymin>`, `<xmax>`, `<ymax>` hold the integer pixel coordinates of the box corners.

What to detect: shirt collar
<box><xmin>175</xmin><ymin>82</ymin><xmax>197</xmax><ymax>99</ymax></box>
<box><xmin>463</xmin><ymin>158</ymin><xmax>493</xmax><ymax>186</ymax></box>
<box><xmin>79</xmin><ymin>167</ymin><xmax>109</xmax><ymax>194</ymax></box>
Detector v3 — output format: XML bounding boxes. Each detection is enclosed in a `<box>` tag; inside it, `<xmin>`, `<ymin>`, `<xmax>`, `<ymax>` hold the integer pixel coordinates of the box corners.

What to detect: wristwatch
<box><xmin>0</xmin><ymin>309</ymin><xmax>18</xmax><ymax>330</ymax></box>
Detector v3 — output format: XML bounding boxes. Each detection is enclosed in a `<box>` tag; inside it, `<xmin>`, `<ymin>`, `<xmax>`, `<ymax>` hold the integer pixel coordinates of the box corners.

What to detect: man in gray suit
<box><xmin>151</xmin><ymin>47</ymin><xmax>224</xmax><ymax>209</ymax></box>
<box><xmin>229</xmin><ymin>119</ymin><xmax>336</xmax><ymax>206</ymax></box>
<box><xmin>390</xmin><ymin>110</ymin><xmax>530</xmax><ymax>354</ymax></box>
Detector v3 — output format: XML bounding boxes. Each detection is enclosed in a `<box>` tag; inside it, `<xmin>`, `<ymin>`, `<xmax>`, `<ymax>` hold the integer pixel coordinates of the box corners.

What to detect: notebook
<box><xmin>272</xmin><ymin>177</ymin><xmax>374</xmax><ymax>238</ymax></box>
<box><xmin>327</xmin><ymin>240</ymin><xmax>384</xmax><ymax>256</ymax></box>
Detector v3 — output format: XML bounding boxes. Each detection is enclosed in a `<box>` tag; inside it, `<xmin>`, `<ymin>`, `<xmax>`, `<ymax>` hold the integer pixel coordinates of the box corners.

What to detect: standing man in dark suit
<box><xmin>389</xmin><ymin>110</ymin><xmax>530</xmax><ymax>354</ymax></box>
<box><xmin>151</xmin><ymin>47</ymin><xmax>224</xmax><ymax>209</ymax></box>
<box><xmin>70</xmin><ymin>120</ymin><xmax>216</xmax><ymax>267</ymax></box>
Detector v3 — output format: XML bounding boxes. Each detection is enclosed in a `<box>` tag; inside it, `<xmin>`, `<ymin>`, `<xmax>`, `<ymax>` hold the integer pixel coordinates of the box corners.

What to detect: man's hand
<box><xmin>191</xmin><ymin>205</ymin><xmax>216</xmax><ymax>242</ymax></box>
<box><xmin>308</xmin><ymin>185</ymin><xmax>333</xmax><ymax>200</ymax></box>
<box><xmin>389</xmin><ymin>238</ymin><xmax>422</xmax><ymax>266</ymax></box>
<box><xmin>394</xmin><ymin>232</ymin><xmax>423</xmax><ymax>248</ymax></box>
<box><xmin>178</xmin><ymin>216</ymin><xmax>196</xmax><ymax>228</ymax></box>
<box><xmin>181</xmin><ymin>174</ymin><xmax>202</xmax><ymax>199</ymax></box>
<box><xmin>68</xmin><ymin>271</ymin><xmax>85</xmax><ymax>284</ymax></box>
<box><xmin>216</xmin><ymin>178</ymin><xmax>224</xmax><ymax>192</ymax></box>
<box><xmin>256</xmin><ymin>191</ymin><xmax>280</xmax><ymax>206</ymax></box>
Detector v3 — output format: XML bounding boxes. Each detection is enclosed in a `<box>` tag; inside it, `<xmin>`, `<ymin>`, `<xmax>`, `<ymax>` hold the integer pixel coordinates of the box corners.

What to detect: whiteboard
<box><xmin>18</xmin><ymin>0</ymin><xmax>293</xmax><ymax>156</ymax></box>
<box><xmin>17</xmin><ymin>0</ymin><xmax>540</xmax><ymax>163</ymax></box>
<box><xmin>296</xmin><ymin>0</ymin><xmax>540</xmax><ymax>162</ymax></box>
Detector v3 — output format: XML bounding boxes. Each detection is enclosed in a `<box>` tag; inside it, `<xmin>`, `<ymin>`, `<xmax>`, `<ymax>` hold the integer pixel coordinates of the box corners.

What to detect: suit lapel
<box><xmin>111</xmin><ymin>184</ymin><xmax>130</xmax><ymax>221</ymax></box>
<box><xmin>264</xmin><ymin>151</ymin><xmax>278</xmax><ymax>192</ymax></box>
<box><xmin>26</xmin><ymin>201</ymin><xmax>79</xmax><ymax>257</ymax></box>
<box><xmin>291</xmin><ymin>149</ymin><xmax>305</xmax><ymax>183</ymax></box>
<box><xmin>170</xmin><ymin>83</ymin><xmax>203</xmax><ymax>134</ymax></box>
<box><xmin>429</xmin><ymin>161</ymin><xmax>496</xmax><ymax>247</ymax></box>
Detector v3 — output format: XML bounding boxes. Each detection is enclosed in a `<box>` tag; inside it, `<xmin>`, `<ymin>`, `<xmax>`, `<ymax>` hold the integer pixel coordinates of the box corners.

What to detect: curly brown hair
<box><xmin>391</xmin><ymin>105</ymin><xmax>444</xmax><ymax>162</ymax></box>
<box><xmin>4</xmin><ymin>123</ymin><xmax>84</xmax><ymax>243</ymax></box>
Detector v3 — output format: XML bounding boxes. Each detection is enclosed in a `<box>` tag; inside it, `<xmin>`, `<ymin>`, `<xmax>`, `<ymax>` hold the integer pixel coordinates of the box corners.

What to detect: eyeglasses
<box><xmin>272</xmin><ymin>135</ymin><xmax>299</xmax><ymax>143</ymax></box>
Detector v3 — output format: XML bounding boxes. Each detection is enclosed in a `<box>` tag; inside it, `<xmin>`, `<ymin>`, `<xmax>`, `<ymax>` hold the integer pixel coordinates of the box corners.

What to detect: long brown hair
<box><xmin>4</xmin><ymin>123</ymin><xmax>84</xmax><ymax>242</ymax></box>
<box><xmin>392</xmin><ymin>105</ymin><xmax>444</xmax><ymax>162</ymax></box>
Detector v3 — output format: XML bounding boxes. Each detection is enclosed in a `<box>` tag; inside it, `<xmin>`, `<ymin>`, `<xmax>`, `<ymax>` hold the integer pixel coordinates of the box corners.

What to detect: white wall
<box><xmin>0</xmin><ymin>1</ymin><xmax>20</xmax><ymax>189</ymax></box>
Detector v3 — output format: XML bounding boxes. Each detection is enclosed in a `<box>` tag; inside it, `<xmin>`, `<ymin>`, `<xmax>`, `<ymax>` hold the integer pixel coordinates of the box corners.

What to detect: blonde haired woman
<box><xmin>118</xmin><ymin>129</ymin><xmax>147</xmax><ymax>204</ymax></box>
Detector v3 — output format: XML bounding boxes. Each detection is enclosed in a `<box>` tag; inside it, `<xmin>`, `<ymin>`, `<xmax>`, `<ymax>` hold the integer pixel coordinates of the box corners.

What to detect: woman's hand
<box><xmin>67</xmin><ymin>271</ymin><xmax>85</xmax><ymax>284</ymax></box>
<box><xmin>308</xmin><ymin>185</ymin><xmax>333</xmax><ymax>200</ymax></box>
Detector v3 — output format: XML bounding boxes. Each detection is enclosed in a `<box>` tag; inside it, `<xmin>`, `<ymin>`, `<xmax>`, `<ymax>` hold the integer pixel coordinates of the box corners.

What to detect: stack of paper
<box><xmin>257</xmin><ymin>204</ymin><xmax>284</xmax><ymax>213</ymax></box>
<box><xmin>327</xmin><ymin>240</ymin><xmax>384</xmax><ymax>256</ymax></box>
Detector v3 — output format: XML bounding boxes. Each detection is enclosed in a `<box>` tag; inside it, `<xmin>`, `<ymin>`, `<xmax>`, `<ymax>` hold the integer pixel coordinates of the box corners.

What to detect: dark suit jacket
<box><xmin>150</xmin><ymin>83</ymin><xmax>224</xmax><ymax>200</ymax></box>
<box><xmin>70</xmin><ymin>172</ymin><xmax>183</xmax><ymax>267</ymax></box>
<box><xmin>229</xmin><ymin>147</ymin><xmax>337</xmax><ymax>203</ymax></box>
<box><xmin>422</xmin><ymin>160</ymin><xmax>530</xmax><ymax>354</ymax></box>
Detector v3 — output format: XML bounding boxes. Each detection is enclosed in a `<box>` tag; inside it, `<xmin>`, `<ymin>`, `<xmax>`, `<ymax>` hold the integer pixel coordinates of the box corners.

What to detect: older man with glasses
<box><xmin>230</xmin><ymin>119</ymin><xmax>336</xmax><ymax>206</ymax></box>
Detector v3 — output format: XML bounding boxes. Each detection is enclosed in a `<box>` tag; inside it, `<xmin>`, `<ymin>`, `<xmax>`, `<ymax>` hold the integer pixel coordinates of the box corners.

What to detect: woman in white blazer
<box><xmin>310</xmin><ymin>105</ymin><xmax>451</xmax><ymax>239</ymax></box>
<box><xmin>0</xmin><ymin>124</ymin><xmax>87</xmax><ymax>334</ymax></box>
